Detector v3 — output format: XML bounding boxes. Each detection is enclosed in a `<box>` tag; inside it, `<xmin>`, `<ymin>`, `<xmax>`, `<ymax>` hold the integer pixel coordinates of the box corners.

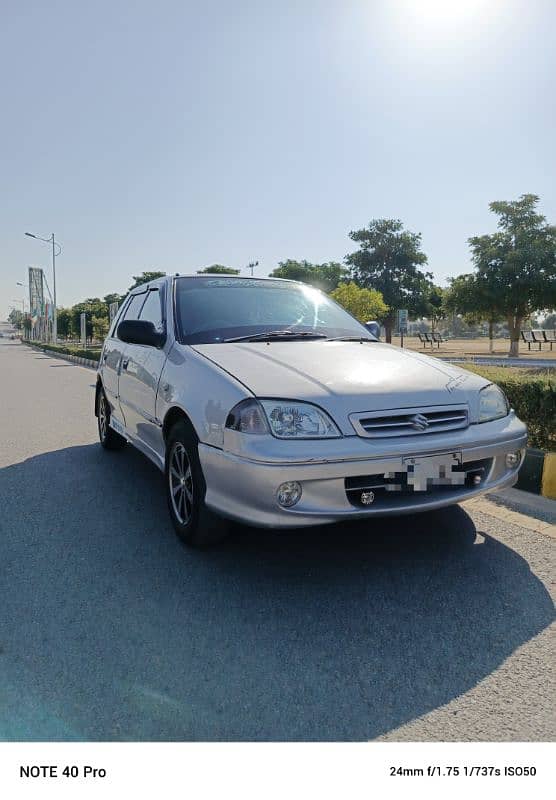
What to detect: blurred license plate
<box><xmin>402</xmin><ymin>452</ymin><xmax>464</xmax><ymax>492</ymax></box>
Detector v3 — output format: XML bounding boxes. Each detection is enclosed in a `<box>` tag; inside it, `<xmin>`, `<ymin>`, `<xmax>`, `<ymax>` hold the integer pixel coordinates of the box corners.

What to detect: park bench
<box><xmin>542</xmin><ymin>329</ymin><xmax>556</xmax><ymax>350</ymax></box>
<box><xmin>431</xmin><ymin>332</ymin><xmax>444</xmax><ymax>348</ymax></box>
<box><xmin>417</xmin><ymin>332</ymin><xmax>432</xmax><ymax>348</ymax></box>
<box><xmin>521</xmin><ymin>330</ymin><xmax>540</xmax><ymax>350</ymax></box>
<box><xmin>532</xmin><ymin>330</ymin><xmax>547</xmax><ymax>350</ymax></box>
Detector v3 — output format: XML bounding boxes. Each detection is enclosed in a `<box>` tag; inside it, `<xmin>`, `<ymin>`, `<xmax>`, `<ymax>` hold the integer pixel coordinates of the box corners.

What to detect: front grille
<box><xmin>345</xmin><ymin>458</ymin><xmax>492</xmax><ymax>508</ymax></box>
<box><xmin>350</xmin><ymin>405</ymin><xmax>469</xmax><ymax>438</ymax></box>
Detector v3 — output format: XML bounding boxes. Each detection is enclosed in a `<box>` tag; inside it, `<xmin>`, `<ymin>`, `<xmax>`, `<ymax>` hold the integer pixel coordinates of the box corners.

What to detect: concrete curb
<box><xmin>24</xmin><ymin>343</ymin><xmax>99</xmax><ymax>370</ymax></box>
<box><xmin>516</xmin><ymin>447</ymin><xmax>556</xmax><ymax>500</ymax></box>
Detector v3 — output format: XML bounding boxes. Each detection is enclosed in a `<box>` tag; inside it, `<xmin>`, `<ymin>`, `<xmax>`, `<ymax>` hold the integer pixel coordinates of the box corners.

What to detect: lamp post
<box><xmin>25</xmin><ymin>232</ymin><xmax>61</xmax><ymax>343</ymax></box>
<box><xmin>15</xmin><ymin>283</ymin><xmax>27</xmax><ymax>313</ymax></box>
<box><xmin>246</xmin><ymin>260</ymin><xmax>259</xmax><ymax>277</ymax></box>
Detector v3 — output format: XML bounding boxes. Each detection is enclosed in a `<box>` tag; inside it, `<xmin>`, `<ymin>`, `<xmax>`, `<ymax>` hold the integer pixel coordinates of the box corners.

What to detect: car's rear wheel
<box><xmin>165</xmin><ymin>419</ymin><xmax>228</xmax><ymax>547</ymax></box>
<box><xmin>97</xmin><ymin>389</ymin><xmax>127</xmax><ymax>451</ymax></box>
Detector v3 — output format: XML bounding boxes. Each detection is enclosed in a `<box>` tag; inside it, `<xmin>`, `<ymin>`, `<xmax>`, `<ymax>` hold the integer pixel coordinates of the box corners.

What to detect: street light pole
<box><xmin>16</xmin><ymin>283</ymin><xmax>28</xmax><ymax>314</ymax></box>
<box><xmin>25</xmin><ymin>231</ymin><xmax>61</xmax><ymax>343</ymax></box>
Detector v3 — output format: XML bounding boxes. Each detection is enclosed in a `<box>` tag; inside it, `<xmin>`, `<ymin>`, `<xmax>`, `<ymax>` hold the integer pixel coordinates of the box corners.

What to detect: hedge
<box><xmin>462</xmin><ymin>366</ymin><xmax>556</xmax><ymax>452</ymax></box>
<box><xmin>25</xmin><ymin>340</ymin><xmax>101</xmax><ymax>363</ymax></box>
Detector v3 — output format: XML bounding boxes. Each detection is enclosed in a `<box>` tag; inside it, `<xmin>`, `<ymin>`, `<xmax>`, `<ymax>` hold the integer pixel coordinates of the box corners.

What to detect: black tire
<box><xmin>165</xmin><ymin>419</ymin><xmax>229</xmax><ymax>548</ymax></box>
<box><xmin>97</xmin><ymin>388</ymin><xmax>127</xmax><ymax>451</ymax></box>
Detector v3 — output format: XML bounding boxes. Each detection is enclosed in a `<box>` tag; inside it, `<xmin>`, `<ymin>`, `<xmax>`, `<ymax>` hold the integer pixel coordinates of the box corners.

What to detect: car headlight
<box><xmin>478</xmin><ymin>384</ymin><xmax>510</xmax><ymax>423</ymax></box>
<box><xmin>225</xmin><ymin>399</ymin><xmax>341</xmax><ymax>438</ymax></box>
<box><xmin>260</xmin><ymin>400</ymin><xmax>341</xmax><ymax>438</ymax></box>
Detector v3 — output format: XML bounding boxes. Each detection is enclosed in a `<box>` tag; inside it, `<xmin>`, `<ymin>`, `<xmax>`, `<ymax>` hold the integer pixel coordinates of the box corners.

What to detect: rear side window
<box><xmin>139</xmin><ymin>289</ymin><xmax>163</xmax><ymax>332</ymax></box>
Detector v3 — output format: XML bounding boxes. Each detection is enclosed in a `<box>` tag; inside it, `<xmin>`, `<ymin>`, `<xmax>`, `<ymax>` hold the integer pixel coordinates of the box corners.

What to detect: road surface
<box><xmin>1</xmin><ymin>328</ymin><xmax>554</xmax><ymax>741</ymax></box>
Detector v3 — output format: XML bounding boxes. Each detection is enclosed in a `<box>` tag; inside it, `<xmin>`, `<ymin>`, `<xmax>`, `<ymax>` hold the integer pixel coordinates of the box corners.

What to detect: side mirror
<box><xmin>365</xmin><ymin>321</ymin><xmax>381</xmax><ymax>340</ymax></box>
<box><xmin>117</xmin><ymin>319</ymin><xmax>165</xmax><ymax>348</ymax></box>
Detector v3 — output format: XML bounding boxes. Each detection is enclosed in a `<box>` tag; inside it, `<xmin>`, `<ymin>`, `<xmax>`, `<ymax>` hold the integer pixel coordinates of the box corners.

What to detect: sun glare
<box><xmin>398</xmin><ymin>0</ymin><xmax>499</xmax><ymax>30</ymax></box>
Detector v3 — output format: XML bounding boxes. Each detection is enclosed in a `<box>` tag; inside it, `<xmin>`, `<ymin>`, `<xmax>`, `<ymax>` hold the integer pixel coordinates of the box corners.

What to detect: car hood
<box><xmin>191</xmin><ymin>341</ymin><xmax>489</xmax><ymax>434</ymax></box>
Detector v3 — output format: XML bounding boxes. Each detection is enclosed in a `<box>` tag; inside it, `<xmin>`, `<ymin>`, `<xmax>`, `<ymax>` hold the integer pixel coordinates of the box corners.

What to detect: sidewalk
<box><xmin>463</xmin><ymin>488</ymin><xmax>556</xmax><ymax>538</ymax></box>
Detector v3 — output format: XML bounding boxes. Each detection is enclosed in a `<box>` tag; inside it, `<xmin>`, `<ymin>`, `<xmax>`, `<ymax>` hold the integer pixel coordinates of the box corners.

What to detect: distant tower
<box><xmin>247</xmin><ymin>260</ymin><xmax>259</xmax><ymax>277</ymax></box>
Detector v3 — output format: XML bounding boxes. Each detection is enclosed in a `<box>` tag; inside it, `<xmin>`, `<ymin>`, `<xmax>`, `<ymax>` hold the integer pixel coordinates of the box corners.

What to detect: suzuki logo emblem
<box><xmin>410</xmin><ymin>413</ymin><xmax>429</xmax><ymax>431</ymax></box>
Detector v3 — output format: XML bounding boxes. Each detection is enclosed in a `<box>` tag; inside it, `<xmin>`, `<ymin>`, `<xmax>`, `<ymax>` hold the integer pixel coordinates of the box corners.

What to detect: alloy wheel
<box><xmin>169</xmin><ymin>442</ymin><xmax>194</xmax><ymax>525</ymax></box>
<box><xmin>99</xmin><ymin>395</ymin><xmax>108</xmax><ymax>441</ymax></box>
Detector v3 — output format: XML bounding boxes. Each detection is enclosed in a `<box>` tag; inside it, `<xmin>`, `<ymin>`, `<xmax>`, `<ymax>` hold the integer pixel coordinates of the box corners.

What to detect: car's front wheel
<box><xmin>165</xmin><ymin>419</ymin><xmax>229</xmax><ymax>547</ymax></box>
<box><xmin>97</xmin><ymin>389</ymin><xmax>127</xmax><ymax>451</ymax></box>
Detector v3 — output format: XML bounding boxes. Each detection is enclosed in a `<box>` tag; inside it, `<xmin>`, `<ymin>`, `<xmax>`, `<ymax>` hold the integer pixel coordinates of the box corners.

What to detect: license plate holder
<box><xmin>401</xmin><ymin>452</ymin><xmax>465</xmax><ymax>492</ymax></box>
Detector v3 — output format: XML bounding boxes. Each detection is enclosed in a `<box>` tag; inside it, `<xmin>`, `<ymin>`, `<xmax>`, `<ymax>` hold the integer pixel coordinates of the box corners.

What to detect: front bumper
<box><xmin>199</xmin><ymin>413</ymin><xmax>527</xmax><ymax>528</ymax></box>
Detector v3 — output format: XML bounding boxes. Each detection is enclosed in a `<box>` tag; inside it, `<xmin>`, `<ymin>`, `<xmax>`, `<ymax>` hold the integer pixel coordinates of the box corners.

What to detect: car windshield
<box><xmin>174</xmin><ymin>277</ymin><xmax>376</xmax><ymax>344</ymax></box>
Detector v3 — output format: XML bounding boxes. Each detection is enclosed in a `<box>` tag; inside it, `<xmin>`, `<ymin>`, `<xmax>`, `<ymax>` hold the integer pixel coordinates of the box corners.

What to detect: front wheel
<box><xmin>97</xmin><ymin>389</ymin><xmax>127</xmax><ymax>451</ymax></box>
<box><xmin>165</xmin><ymin>420</ymin><xmax>229</xmax><ymax>547</ymax></box>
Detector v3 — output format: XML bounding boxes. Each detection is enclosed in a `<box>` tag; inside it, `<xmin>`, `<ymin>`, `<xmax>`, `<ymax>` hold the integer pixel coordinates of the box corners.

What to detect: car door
<box><xmin>117</xmin><ymin>287</ymin><xmax>167</xmax><ymax>459</ymax></box>
<box><xmin>100</xmin><ymin>292</ymin><xmax>144</xmax><ymax>421</ymax></box>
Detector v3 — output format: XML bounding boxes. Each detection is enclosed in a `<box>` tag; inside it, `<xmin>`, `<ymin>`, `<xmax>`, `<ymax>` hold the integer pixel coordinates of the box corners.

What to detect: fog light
<box><xmin>276</xmin><ymin>481</ymin><xmax>302</xmax><ymax>508</ymax></box>
<box><xmin>506</xmin><ymin>451</ymin><xmax>521</xmax><ymax>469</ymax></box>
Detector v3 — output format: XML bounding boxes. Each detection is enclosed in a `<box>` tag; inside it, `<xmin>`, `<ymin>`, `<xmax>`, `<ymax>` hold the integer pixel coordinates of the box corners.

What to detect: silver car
<box><xmin>95</xmin><ymin>275</ymin><xmax>527</xmax><ymax>547</ymax></box>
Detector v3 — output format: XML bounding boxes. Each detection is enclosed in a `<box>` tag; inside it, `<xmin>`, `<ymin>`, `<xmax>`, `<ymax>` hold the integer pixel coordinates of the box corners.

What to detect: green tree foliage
<box><xmin>269</xmin><ymin>260</ymin><xmax>347</xmax><ymax>293</ymax></box>
<box><xmin>92</xmin><ymin>315</ymin><xmax>110</xmax><ymax>341</ymax></box>
<box><xmin>468</xmin><ymin>194</ymin><xmax>556</xmax><ymax>356</ymax></box>
<box><xmin>330</xmin><ymin>282</ymin><xmax>388</xmax><ymax>323</ymax></box>
<box><xmin>8</xmin><ymin>308</ymin><xmax>23</xmax><ymax>329</ymax></box>
<box><xmin>196</xmin><ymin>265</ymin><xmax>240</xmax><ymax>275</ymax></box>
<box><xmin>425</xmin><ymin>285</ymin><xmax>446</xmax><ymax>334</ymax></box>
<box><xmin>103</xmin><ymin>292</ymin><xmax>124</xmax><ymax>306</ymax></box>
<box><xmin>56</xmin><ymin>307</ymin><xmax>72</xmax><ymax>339</ymax></box>
<box><xmin>70</xmin><ymin>298</ymin><xmax>108</xmax><ymax>340</ymax></box>
<box><xmin>345</xmin><ymin>219</ymin><xmax>432</xmax><ymax>342</ymax></box>
<box><xmin>444</xmin><ymin>274</ymin><xmax>505</xmax><ymax>352</ymax></box>
<box><xmin>128</xmin><ymin>271</ymin><xmax>166</xmax><ymax>291</ymax></box>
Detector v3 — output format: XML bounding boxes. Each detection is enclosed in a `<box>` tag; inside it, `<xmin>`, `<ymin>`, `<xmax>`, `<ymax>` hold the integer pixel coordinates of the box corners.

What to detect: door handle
<box><xmin>122</xmin><ymin>358</ymin><xmax>129</xmax><ymax>370</ymax></box>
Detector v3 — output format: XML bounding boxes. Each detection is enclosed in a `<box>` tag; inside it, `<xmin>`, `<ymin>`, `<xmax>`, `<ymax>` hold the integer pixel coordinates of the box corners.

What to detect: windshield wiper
<box><xmin>325</xmin><ymin>336</ymin><xmax>376</xmax><ymax>342</ymax></box>
<box><xmin>224</xmin><ymin>330</ymin><xmax>328</xmax><ymax>343</ymax></box>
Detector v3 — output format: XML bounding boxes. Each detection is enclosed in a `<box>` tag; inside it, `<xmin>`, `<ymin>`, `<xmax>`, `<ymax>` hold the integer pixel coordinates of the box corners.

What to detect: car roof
<box><xmin>130</xmin><ymin>274</ymin><xmax>301</xmax><ymax>294</ymax></box>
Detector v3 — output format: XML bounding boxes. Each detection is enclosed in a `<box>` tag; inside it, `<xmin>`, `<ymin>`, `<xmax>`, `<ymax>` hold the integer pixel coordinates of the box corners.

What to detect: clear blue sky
<box><xmin>1</xmin><ymin>0</ymin><xmax>555</xmax><ymax>319</ymax></box>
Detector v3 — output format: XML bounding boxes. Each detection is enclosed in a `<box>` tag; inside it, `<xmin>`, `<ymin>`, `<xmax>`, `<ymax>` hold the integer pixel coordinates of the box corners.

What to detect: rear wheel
<box><xmin>165</xmin><ymin>419</ymin><xmax>228</xmax><ymax>547</ymax></box>
<box><xmin>97</xmin><ymin>389</ymin><xmax>127</xmax><ymax>451</ymax></box>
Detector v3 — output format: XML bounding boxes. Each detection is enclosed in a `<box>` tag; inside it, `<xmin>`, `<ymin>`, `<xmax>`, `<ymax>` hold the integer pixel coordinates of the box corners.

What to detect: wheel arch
<box><xmin>94</xmin><ymin>376</ymin><xmax>103</xmax><ymax>417</ymax></box>
<box><xmin>162</xmin><ymin>405</ymin><xmax>199</xmax><ymax>443</ymax></box>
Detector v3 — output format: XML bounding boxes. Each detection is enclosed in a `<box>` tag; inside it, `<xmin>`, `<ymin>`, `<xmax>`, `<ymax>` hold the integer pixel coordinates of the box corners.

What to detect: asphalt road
<box><xmin>1</xmin><ymin>327</ymin><xmax>555</xmax><ymax>741</ymax></box>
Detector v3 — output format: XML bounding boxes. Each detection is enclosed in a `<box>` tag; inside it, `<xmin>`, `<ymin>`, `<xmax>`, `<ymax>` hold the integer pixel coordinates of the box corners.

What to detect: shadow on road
<box><xmin>1</xmin><ymin>443</ymin><xmax>554</xmax><ymax>741</ymax></box>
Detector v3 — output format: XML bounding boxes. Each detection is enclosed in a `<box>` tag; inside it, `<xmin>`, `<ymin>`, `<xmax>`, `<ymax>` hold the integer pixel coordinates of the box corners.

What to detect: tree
<box><xmin>330</xmin><ymin>282</ymin><xmax>388</xmax><ymax>324</ymax></box>
<box><xmin>70</xmin><ymin>298</ymin><xmax>108</xmax><ymax>340</ymax></box>
<box><xmin>444</xmin><ymin>274</ymin><xmax>505</xmax><ymax>353</ymax></box>
<box><xmin>345</xmin><ymin>219</ymin><xmax>432</xmax><ymax>342</ymax></box>
<box><xmin>56</xmin><ymin>307</ymin><xmax>72</xmax><ymax>339</ymax></box>
<box><xmin>425</xmin><ymin>285</ymin><xmax>446</xmax><ymax>335</ymax></box>
<box><xmin>92</xmin><ymin>315</ymin><xmax>109</xmax><ymax>341</ymax></box>
<box><xmin>8</xmin><ymin>308</ymin><xmax>23</xmax><ymax>329</ymax></box>
<box><xmin>468</xmin><ymin>194</ymin><xmax>556</xmax><ymax>356</ymax></box>
<box><xmin>269</xmin><ymin>260</ymin><xmax>347</xmax><ymax>293</ymax></box>
<box><xmin>128</xmin><ymin>271</ymin><xmax>166</xmax><ymax>291</ymax></box>
<box><xmin>103</xmin><ymin>292</ymin><xmax>124</xmax><ymax>306</ymax></box>
<box><xmin>197</xmin><ymin>264</ymin><xmax>240</xmax><ymax>275</ymax></box>
<box><xmin>543</xmin><ymin>312</ymin><xmax>556</xmax><ymax>329</ymax></box>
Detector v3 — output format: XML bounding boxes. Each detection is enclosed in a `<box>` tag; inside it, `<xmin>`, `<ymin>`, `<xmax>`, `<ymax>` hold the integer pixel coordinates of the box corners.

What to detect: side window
<box><xmin>116</xmin><ymin>293</ymin><xmax>146</xmax><ymax>339</ymax></box>
<box><xmin>122</xmin><ymin>293</ymin><xmax>145</xmax><ymax>322</ymax></box>
<box><xmin>139</xmin><ymin>289</ymin><xmax>163</xmax><ymax>332</ymax></box>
